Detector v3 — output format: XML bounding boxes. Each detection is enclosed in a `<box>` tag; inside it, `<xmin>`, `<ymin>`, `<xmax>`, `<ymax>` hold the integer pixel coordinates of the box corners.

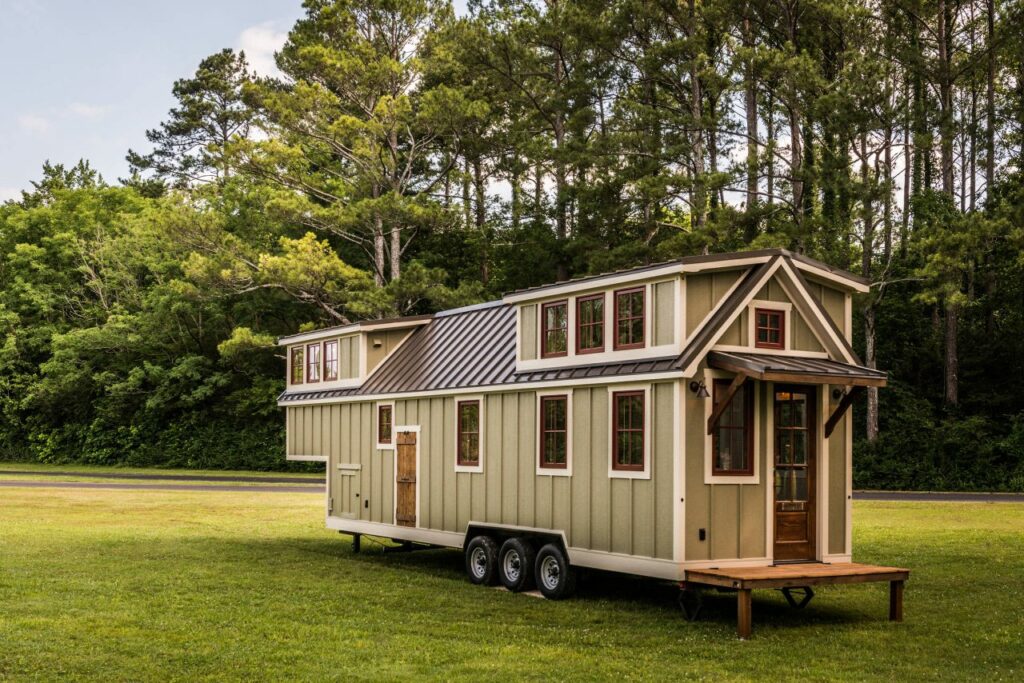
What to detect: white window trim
<box><xmin>747</xmin><ymin>299</ymin><xmax>793</xmax><ymax>351</ymax></box>
<box><xmin>453</xmin><ymin>395</ymin><xmax>484</xmax><ymax>473</ymax></box>
<box><xmin>703</xmin><ymin>368</ymin><xmax>761</xmax><ymax>485</ymax></box>
<box><xmin>536</xmin><ymin>390</ymin><xmax>573</xmax><ymax>477</ymax></box>
<box><xmin>375</xmin><ymin>401</ymin><xmax>395</xmax><ymax>450</ymax></box>
<box><xmin>607</xmin><ymin>384</ymin><xmax>651</xmax><ymax>480</ymax></box>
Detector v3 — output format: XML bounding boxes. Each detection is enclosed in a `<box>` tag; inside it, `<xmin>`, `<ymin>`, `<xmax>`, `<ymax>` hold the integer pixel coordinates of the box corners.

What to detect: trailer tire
<box><xmin>498</xmin><ymin>538</ymin><xmax>536</xmax><ymax>592</ymax></box>
<box><xmin>535</xmin><ymin>543</ymin><xmax>576</xmax><ymax>600</ymax></box>
<box><xmin>465</xmin><ymin>535</ymin><xmax>499</xmax><ymax>586</ymax></box>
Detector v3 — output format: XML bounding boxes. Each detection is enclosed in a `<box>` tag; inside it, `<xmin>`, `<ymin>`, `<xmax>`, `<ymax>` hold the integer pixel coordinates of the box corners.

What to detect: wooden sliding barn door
<box><xmin>395</xmin><ymin>430</ymin><xmax>417</xmax><ymax>527</ymax></box>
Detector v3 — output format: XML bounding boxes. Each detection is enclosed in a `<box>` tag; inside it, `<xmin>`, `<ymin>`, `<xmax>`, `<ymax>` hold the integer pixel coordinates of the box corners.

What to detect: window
<box><xmin>323</xmin><ymin>340</ymin><xmax>339</xmax><ymax>381</ymax></box>
<box><xmin>377</xmin><ymin>404</ymin><xmax>393</xmax><ymax>447</ymax></box>
<box><xmin>541</xmin><ymin>300</ymin><xmax>568</xmax><ymax>358</ymax></box>
<box><xmin>614</xmin><ymin>287</ymin><xmax>645</xmax><ymax>350</ymax></box>
<box><xmin>306</xmin><ymin>343</ymin><xmax>321</xmax><ymax>382</ymax></box>
<box><xmin>576</xmin><ymin>294</ymin><xmax>605</xmax><ymax>354</ymax></box>
<box><xmin>612</xmin><ymin>391</ymin><xmax>645</xmax><ymax>471</ymax></box>
<box><xmin>539</xmin><ymin>395</ymin><xmax>568</xmax><ymax>469</ymax></box>
<box><xmin>754</xmin><ymin>308</ymin><xmax>785</xmax><ymax>349</ymax></box>
<box><xmin>712</xmin><ymin>379</ymin><xmax>754</xmax><ymax>476</ymax></box>
<box><xmin>290</xmin><ymin>347</ymin><xmax>304</xmax><ymax>385</ymax></box>
<box><xmin>457</xmin><ymin>400</ymin><xmax>481</xmax><ymax>468</ymax></box>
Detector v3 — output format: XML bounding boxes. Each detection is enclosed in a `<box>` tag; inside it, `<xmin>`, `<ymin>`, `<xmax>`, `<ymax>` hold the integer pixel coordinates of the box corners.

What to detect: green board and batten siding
<box><xmin>288</xmin><ymin>383</ymin><xmax>676</xmax><ymax>562</ymax></box>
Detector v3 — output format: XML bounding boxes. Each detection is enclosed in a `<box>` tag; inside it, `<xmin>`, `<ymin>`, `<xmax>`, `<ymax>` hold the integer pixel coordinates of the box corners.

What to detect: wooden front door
<box><xmin>773</xmin><ymin>386</ymin><xmax>816</xmax><ymax>562</ymax></box>
<box><xmin>395</xmin><ymin>430</ymin><xmax>417</xmax><ymax>528</ymax></box>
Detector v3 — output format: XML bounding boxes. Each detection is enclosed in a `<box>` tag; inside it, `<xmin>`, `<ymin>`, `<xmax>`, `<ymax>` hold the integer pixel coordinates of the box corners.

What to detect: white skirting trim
<box><xmin>821</xmin><ymin>553</ymin><xmax>853</xmax><ymax>563</ymax></box>
<box><xmin>325</xmin><ymin>517</ymin><xmax>465</xmax><ymax>548</ymax></box>
<box><xmin>566</xmin><ymin>547</ymin><xmax>683</xmax><ymax>581</ymax></box>
<box><xmin>682</xmin><ymin>557</ymin><xmax>773</xmax><ymax>570</ymax></box>
<box><xmin>286</xmin><ymin>454</ymin><xmax>327</xmax><ymax>462</ymax></box>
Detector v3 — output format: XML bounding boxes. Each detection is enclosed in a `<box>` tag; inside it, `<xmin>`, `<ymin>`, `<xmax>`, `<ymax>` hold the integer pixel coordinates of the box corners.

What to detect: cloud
<box><xmin>68</xmin><ymin>102</ymin><xmax>109</xmax><ymax>119</ymax></box>
<box><xmin>237</xmin><ymin>22</ymin><xmax>288</xmax><ymax>77</ymax></box>
<box><xmin>17</xmin><ymin>114</ymin><xmax>50</xmax><ymax>134</ymax></box>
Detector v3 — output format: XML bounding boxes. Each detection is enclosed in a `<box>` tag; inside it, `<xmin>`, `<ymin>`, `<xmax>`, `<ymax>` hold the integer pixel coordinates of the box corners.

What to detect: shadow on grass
<box><xmin>229</xmin><ymin>532</ymin><xmax>879</xmax><ymax>630</ymax></box>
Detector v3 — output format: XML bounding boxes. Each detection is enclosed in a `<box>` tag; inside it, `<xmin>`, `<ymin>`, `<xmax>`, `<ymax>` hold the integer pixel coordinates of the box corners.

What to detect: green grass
<box><xmin>0</xmin><ymin>489</ymin><xmax>1021</xmax><ymax>682</ymax></box>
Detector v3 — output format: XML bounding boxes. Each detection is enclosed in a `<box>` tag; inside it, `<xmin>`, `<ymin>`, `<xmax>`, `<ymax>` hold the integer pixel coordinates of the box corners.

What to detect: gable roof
<box><xmin>278</xmin><ymin>251</ymin><xmax>877</xmax><ymax>404</ymax></box>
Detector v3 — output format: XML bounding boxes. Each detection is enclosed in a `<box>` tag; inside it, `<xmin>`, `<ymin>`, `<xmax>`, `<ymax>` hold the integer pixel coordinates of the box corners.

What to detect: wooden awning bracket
<box><xmin>707</xmin><ymin>372</ymin><xmax>748</xmax><ymax>435</ymax></box>
<box><xmin>825</xmin><ymin>386</ymin><xmax>865</xmax><ymax>438</ymax></box>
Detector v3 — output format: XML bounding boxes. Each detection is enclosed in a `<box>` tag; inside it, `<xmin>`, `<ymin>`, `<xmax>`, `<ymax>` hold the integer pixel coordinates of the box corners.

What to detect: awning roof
<box><xmin>708</xmin><ymin>351</ymin><xmax>887</xmax><ymax>387</ymax></box>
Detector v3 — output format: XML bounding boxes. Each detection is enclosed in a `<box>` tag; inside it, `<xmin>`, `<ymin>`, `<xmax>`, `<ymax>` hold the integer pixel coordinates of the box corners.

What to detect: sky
<box><xmin>0</xmin><ymin>0</ymin><xmax>306</xmax><ymax>201</ymax></box>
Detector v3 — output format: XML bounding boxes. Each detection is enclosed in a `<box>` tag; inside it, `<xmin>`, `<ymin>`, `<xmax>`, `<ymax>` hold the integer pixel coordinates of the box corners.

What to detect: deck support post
<box><xmin>737</xmin><ymin>589</ymin><xmax>752</xmax><ymax>639</ymax></box>
<box><xmin>352</xmin><ymin>533</ymin><xmax>361</xmax><ymax>554</ymax></box>
<box><xmin>889</xmin><ymin>580</ymin><xmax>904</xmax><ymax>622</ymax></box>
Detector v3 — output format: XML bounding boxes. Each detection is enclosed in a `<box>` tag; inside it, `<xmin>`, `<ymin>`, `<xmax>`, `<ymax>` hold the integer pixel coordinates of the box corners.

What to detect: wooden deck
<box><xmin>682</xmin><ymin>562</ymin><xmax>910</xmax><ymax>639</ymax></box>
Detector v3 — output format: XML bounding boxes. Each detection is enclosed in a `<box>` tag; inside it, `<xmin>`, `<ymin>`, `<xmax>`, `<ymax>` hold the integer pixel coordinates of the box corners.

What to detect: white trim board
<box><xmin>606</xmin><ymin>383</ymin><xmax>652</xmax><ymax>480</ymax></box>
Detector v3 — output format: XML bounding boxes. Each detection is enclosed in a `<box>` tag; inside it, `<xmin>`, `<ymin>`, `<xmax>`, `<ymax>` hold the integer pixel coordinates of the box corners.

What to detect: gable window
<box><xmin>323</xmin><ymin>340</ymin><xmax>339</xmax><ymax>381</ymax></box>
<box><xmin>612</xmin><ymin>391</ymin><xmax>645</xmax><ymax>472</ymax></box>
<box><xmin>456</xmin><ymin>400</ymin><xmax>481</xmax><ymax>469</ymax></box>
<box><xmin>754</xmin><ymin>308</ymin><xmax>785</xmax><ymax>349</ymax></box>
<box><xmin>290</xmin><ymin>347</ymin><xmax>304</xmax><ymax>385</ymax></box>
<box><xmin>377</xmin><ymin>403</ymin><xmax>394</xmax><ymax>447</ymax></box>
<box><xmin>539</xmin><ymin>395</ymin><xmax>569</xmax><ymax>469</ymax></box>
<box><xmin>306</xmin><ymin>343</ymin><xmax>321</xmax><ymax>383</ymax></box>
<box><xmin>576</xmin><ymin>294</ymin><xmax>605</xmax><ymax>354</ymax></box>
<box><xmin>712</xmin><ymin>379</ymin><xmax>754</xmax><ymax>476</ymax></box>
<box><xmin>541</xmin><ymin>300</ymin><xmax>569</xmax><ymax>358</ymax></box>
<box><xmin>614</xmin><ymin>287</ymin><xmax>645</xmax><ymax>350</ymax></box>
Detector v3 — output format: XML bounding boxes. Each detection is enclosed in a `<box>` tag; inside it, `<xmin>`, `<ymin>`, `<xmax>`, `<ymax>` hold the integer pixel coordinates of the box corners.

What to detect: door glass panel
<box><xmin>792</xmin><ymin>431</ymin><xmax>807</xmax><ymax>464</ymax></box>
<box><xmin>777</xmin><ymin>431</ymin><xmax>791</xmax><ymax>464</ymax></box>
<box><xmin>793</xmin><ymin>395</ymin><xmax>806</xmax><ymax>427</ymax></box>
<box><xmin>794</xmin><ymin>468</ymin><xmax>808</xmax><ymax>500</ymax></box>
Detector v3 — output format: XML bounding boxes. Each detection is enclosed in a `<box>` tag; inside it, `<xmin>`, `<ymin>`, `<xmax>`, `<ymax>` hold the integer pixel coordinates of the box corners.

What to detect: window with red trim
<box><xmin>323</xmin><ymin>340</ymin><xmax>339</xmax><ymax>381</ymax></box>
<box><xmin>290</xmin><ymin>347</ymin><xmax>304</xmax><ymax>385</ymax></box>
<box><xmin>306</xmin><ymin>343</ymin><xmax>321</xmax><ymax>383</ymax></box>
<box><xmin>457</xmin><ymin>400</ymin><xmax>480</xmax><ymax>467</ymax></box>
<box><xmin>712</xmin><ymin>379</ymin><xmax>754</xmax><ymax>475</ymax></box>
<box><xmin>614</xmin><ymin>287</ymin><xmax>645</xmax><ymax>350</ymax></box>
<box><xmin>377</xmin><ymin>404</ymin><xmax>393</xmax><ymax>445</ymax></box>
<box><xmin>754</xmin><ymin>308</ymin><xmax>784</xmax><ymax>349</ymax></box>
<box><xmin>612</xmin><ymin>391</ymin><xmax>645</xmax><ymax>471</ymax></box>
<box><xmin>576</xmin><ymin>294</ymin><xmax>605</xmax><ymax>353</ymax></box>
<box><xmin>541</xmin><ymin>300</ymin><xmax>568</xmax><ymax>358</ymax></box>
<box><xmin>539</xmin><ymin>396</ymin><xmax>568</xmax><ymax>468</ymax></box>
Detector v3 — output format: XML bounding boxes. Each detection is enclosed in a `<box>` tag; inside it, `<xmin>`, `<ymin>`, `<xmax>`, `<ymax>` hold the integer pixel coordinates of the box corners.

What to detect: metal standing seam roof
<box><xmin>708</xmin><ymin>351</ymin><xmax>887</xmax><ymax>386</ymax></box>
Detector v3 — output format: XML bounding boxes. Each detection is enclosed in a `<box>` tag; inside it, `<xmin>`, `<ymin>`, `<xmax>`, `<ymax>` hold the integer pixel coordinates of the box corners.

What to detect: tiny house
<box><xmin>279</xmin><ymin>249</ymin><xmax>906</xmax><ymax>633</ymax></box>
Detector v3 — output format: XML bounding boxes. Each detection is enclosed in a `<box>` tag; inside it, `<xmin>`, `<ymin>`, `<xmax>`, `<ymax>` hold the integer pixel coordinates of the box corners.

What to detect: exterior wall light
<box><xmin>689</xmin><ymin>380</ymin><xmax>711</xmax><ymax>399</ymax></box>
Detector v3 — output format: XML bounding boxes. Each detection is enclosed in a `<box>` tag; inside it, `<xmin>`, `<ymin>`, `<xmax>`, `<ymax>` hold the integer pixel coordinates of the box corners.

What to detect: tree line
<box><xmin>1</xmin><ymin>0</ymin><xmax>1022</xmax><ymax>488</ymax></box>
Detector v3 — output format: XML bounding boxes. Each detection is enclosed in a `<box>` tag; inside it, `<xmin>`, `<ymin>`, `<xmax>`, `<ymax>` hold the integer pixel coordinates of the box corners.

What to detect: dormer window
<box><xmin>290</xmin><ymin>347</ymin><xmax>304</xmax><ymax>385</ymax></box>
<box><xmin>614</xmin><ymin>287</ymin><xmax>645</xmax><ymax>350</ymax></box>
<box><xmin>323</xmin><ymin>340</ymin><xmax>339</xmax><ymax>381</ymax></box>
<box><xmin>576</xmin><ymin>294</ymin><xmax>604</xmax><ymax>354</ymax></box>
<box><xmin>541</xmin><ymin>300</ymin><xmax>568</xmax><ymax>358</ymax></box>
<box><xmin>306</xmin><ymin>343</ymin><xmax>321</xmax><ymax>383</ymax></box>
<box><xmin>755</xmin><ymin>308</ymin><xmax>785</xmax><ymax>349</ymax></box>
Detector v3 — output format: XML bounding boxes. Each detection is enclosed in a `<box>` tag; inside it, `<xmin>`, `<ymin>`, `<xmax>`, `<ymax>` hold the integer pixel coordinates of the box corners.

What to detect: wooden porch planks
<box><xmin>682</xmin><ymin>562</ymin><xmax>910</xmax><ymax>639</ymax></box>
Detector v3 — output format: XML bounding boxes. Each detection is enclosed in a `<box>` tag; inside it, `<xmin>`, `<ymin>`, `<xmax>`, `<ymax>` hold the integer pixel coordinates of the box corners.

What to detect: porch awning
<box><xmin>708</xmin><ymin>351</ymin><xmax>887</xmax><ymax>387</ymax></box>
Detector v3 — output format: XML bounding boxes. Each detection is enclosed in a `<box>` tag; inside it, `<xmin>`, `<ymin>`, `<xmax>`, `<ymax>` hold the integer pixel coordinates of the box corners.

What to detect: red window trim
<box><xmin>540</xmin><ymin>300</ymin><xmax>569</xmax><ymax>358</ymax></box>
<box><xmin>711</xmin><ymin>379</ymin><xmax>755</xmax><ymax>476</ymax></box>
<box><xmin>539</xmin><ymin>395</ymin><xmax>569</xmax><ymax>469</ymax></box>
<box><xmin>456</xmin><ymin>400</ymin><xmax>481</xmax><ymax>467</ymax></box>
<box><xmin>613</xmin><ymin>286</ymin><xmax>646</xmax><ymax>350</ymax></box>
<box><xmin>611</xmin><ymin>390</ymin><xmax>645</xmax><ymax>471</ymax></box>
<box><xmin>575</xmin><ymin>293</ymin><xmax>605</xmax><ymax>355</ymax></box>
<box><xmin>377</xmin><ymin>404</ymin><xmax>393</xmax><ymax>445</ymax></box>
<box><xmin>754</xmin><ymin>308</ymin><xmax>785</xmax><ymax>350</ymax></box>
<box><xmin>322</xmin><ymin>339</ymin><xmax>339</xmax><ymax>382</ymax></box>
<box><xmin>290</xmin><ymin>347</ymin><xmax>304</xmax><ymax>385</ymax></box>
<box><xmin>306</xmin><ymin>342</ymin><xmax>321</xmax><ymax>383</ymax></box>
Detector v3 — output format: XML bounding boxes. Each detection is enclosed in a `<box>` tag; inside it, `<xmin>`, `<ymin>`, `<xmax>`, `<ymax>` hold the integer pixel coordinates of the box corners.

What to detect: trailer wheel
<box><xmin>465</xmin><ymin>535</ymin><xmax>499</xmax><ymax>586</ymax></box>
<box><xmin>498</xmin><ymin>538</ymin><xmax>536</xmax><ymax>592</ymax></box>
<box><xmin>535</xmin><ymin>543</ymin><xmax>576</xmax><ymax>600</ymax></box>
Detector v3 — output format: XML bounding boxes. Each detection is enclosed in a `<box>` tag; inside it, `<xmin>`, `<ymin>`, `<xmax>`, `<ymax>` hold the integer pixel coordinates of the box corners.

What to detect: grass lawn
<box><xmin>0</xmin><ymin>489</ymin><xmax>1021</xmax><ymax>682</ymax></box>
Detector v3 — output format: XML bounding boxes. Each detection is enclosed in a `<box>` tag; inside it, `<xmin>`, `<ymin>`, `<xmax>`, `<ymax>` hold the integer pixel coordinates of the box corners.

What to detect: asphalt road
<box><xmin>1</xmin><ymin>476</ymin><xmax>1021</xmax><ymax>501</ymax></box>
<box><xmin>0</xmin><ymin>469</ymin><xmax>321</xmax><ymax>484</ymax></box>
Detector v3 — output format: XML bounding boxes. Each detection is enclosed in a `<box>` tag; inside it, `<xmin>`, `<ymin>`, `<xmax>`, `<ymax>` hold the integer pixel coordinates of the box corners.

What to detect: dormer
<box><xmin>279</xmin><ymin>315</ymin><xmax>432</xmax><ymax>390</ymax></box>
<box><xmin>505</xmin><ymin>263</ymin><xmax>686</xmax><ymax>372</ymax></box>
